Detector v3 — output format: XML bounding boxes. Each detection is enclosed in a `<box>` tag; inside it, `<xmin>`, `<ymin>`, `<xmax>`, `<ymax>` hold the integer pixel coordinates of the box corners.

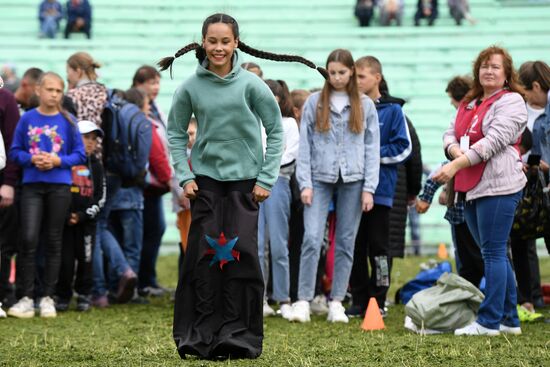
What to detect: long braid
<box><xmin>238</xmin><ymin>41</ymin><xmax>328</xmax><ymax>79</ymax></box>
<box><xmin>157</xmin><ymin>42</ymin><xmax>202</xmax><ymax>78</ymax></box>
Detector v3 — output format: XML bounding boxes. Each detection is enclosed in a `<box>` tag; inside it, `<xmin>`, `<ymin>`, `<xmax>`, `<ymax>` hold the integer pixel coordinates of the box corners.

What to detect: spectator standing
<box><xmin>291</xmin><ymin>49</ymin><xmax>380</xmax><ymax>324</ymax></box>
<box><xmin>347</xmin><ymin>56</ymin><xmax>411</xmax><ymax>319</ymax></box>
<box><xmin>39</xmin><ymin>0</ymin><xmax>63</xmax><ymax>38</ymax></box>
<box><xmin>434</xmin><ymin>46</ymin><xmax>527</xmax><ymax>336</ymax></box>
<box><xmin>257</xmin><ymin>79</ymin><xmax>299</xmax><ymax>319</ymax></box>
<box><xmin>65</xmin><ymin>0</ymin><xmax>92</xmax><ymax>39</ymax></box>
<box><xmin>1</xmin><ymin>64</ymin><xmax>20</xmax><ymax>93</ymax></box>
<box><xmin>0</xmin><ymin>88</ymin><xmax>20</xmax><ymax>309</ymax></box>
<box><xmin>7</xmin><ymin>72</ymin><xmax>86</xmax><ymax>319</ymax></box>
<box><xmin>66</xmin><ymin>52</ymin><xmax>106</xmax><ymax>126</ymax></box>
<box><xmin>56</xmin><ymin>120</ymin><xmax>105</xmax><ymax>312</ymax></box>
<box><xmin>131</xmin><ymin>66</ymin><xmax>172</xmax><ymax>297</ymax></box>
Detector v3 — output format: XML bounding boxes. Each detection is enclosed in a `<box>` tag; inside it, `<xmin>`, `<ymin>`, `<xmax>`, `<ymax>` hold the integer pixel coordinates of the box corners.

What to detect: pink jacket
<box><xmin>443</xmin><ymin>92</ymin><xmax>527</xmax><ymax>201</ymax></box>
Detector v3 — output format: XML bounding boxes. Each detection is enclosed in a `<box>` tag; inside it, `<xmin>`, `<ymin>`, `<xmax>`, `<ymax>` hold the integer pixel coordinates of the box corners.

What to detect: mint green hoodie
<box><xmin>167</xmin><ymin>52</ymin><xmax>283</xmax><ymax>191</ymax></box>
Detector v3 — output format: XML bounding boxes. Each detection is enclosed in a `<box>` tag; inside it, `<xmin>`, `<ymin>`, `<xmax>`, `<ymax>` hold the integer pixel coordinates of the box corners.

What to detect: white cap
<box><xmin>78</xmin><ymin>120</ymin><xmax>104</xmax><ymax>137</ymax></box>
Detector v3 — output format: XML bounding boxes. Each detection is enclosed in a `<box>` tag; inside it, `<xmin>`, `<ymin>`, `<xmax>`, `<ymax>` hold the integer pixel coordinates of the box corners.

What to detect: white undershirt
<box><xmin>330</xmin><ymin>91</ymin><xmax>349</xmax><ymax>113</ymax></box>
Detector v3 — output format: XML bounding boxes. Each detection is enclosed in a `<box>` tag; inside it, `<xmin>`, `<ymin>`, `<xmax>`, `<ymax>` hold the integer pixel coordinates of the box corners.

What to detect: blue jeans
<box><xmin>108</xmin><ymin>209</ymin><xmax>143</xmax><ymax>292</ymax></box>
<box><xmin>298</xmin><ymin>179</ymin><xmax>363</xmax><ymax>301</ymax></box>
<box><xmin>464</xmin><ymin>191</ymin><xmax>522</xmax><ymax>330</ymax></box>
<box><xmin>92</xmin><ymin>174</ymin><xmax>131</xmax><ymax>296</ymax></box>
<box><xmin>40</xmin><ymin>17</ymin><xmax>59</xmax><ymax>38</ymax></box>
<box><xmin>258</xmin><ymin>176</ymin><xmax>291</xmax><ymax>302</ymax></box>
<box><xmin>139</xmin><ymin>195</ymin><xmax>166</xmax><ymax>288</ymax></box>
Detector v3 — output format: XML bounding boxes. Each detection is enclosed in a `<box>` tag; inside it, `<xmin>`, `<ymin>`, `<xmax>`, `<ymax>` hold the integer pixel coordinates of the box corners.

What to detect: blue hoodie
<box><xmin>10</xmin><ymin>109</ymin><xmax>86</xmax><ymax>185</ymax></box>
<box><xmin>373</xmin><ymin>99</ymin><xmax>411</xmax><ymax>207</ymax></box>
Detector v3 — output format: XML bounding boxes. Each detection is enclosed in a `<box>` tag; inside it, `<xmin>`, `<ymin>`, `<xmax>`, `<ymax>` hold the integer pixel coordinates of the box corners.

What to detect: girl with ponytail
<box><xmin>8</xmin><ymin>72</ymin><xmax>86</xmax><ymax>319</ymax></box>
<box><xmin>162</xmin><ymin>13</ymin><xmax>325</xmax><ymax>360</ymax></box>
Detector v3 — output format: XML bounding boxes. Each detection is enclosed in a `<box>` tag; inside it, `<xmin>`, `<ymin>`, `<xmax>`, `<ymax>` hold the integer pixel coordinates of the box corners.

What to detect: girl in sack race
<box><xmin>159</xmin><ymin>13</ymin><xmax>327</xmax><ymax>360</ymax></box>
<box><xmin>433</xmin><ymin>45</ymin><xmax>527</xmax><ymax>336</ymax></box>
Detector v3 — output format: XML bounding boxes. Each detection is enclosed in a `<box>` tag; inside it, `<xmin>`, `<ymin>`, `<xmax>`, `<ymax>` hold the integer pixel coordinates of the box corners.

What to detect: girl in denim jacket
<box><xmin>291</xmin><ymin>49</ymin><xmax>380</xmax><ymax>324</ymax></box>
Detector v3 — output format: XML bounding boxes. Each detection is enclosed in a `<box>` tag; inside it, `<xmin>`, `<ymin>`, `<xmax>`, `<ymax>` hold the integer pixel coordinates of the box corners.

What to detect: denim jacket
<box><xmin>297</xmin><ymin>92</ymin><xmax>380</xmax><ymax>193</ymax></box>
<box><xmin>531</xmin><ymin>91</ymin><xmax>550</xmax><ymax>164</ymax></box>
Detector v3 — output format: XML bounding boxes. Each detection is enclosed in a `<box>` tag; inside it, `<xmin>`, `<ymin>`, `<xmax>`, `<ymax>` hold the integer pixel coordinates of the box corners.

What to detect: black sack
<box><xmin>173</xmin><ymin>189</ymin><xmax>263</xmax><ymax>360</ymax></box>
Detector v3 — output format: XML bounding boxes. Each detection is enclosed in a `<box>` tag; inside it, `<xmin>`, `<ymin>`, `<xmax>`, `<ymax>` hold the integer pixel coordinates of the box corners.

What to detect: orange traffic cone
<box><xmin>437</xmin><ymin>243</ymin><xmax>448</xmax><ymax>260</ymax></box>
<box><xmin>361</xmin><ymin>297</ymin><xmax>385</xmax><ymax>331</ymax></box>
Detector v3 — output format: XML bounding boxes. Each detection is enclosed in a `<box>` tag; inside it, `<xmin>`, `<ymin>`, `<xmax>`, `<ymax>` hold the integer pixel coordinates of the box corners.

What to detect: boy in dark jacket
<box><xmin>56</xmin><ymin>120</ymin><xmax>105</xmax><ymax>311</ymax></box>
<box><xmin>348</xmin><ymin>56</ymin><xmax>411</xmax><ymax>318</ymax></box>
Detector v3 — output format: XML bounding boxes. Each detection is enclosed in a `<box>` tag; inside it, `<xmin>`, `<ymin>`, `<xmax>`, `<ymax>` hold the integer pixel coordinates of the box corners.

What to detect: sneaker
<box><xmin>289</xmin><ymin>300</ymin><xmax>311</xmax><ymax>323</ymax></box>
<box><xmin>116</xmin><ymin>269</ymin><xmax>137</xmax><ymax>304</ymax></box>
<box><xmin>91</xmin><ymin>295</ymin><xmax>109</xmax><ymax>308</ymax></box>
<box><xmin>345</xmin><ymin>304</ymin><xmax>365</xmax><ymax>318</ymax></box>
<box><xmin>279</xmin><ymin>303</ymin><xmax>293</xmax><ymax>320</ymax></box>
<box><xmin>310</xmin><ymin>295</ymin><xmax>329</xmax><ymax>315</ymax></box>
<box><xmin>379</xmin><ymin>307</ymin><xmax>388</xmax><ymax>319</ymax></box>
<box><xmin>76</xmin><ymin>295</ymin><xmax>91</xmax><ymax>312</ymax></box>
<box><xmin>0</xmin><ymin>303</ymin><xmax>6</xmax><ymax>318</ymax></box>
<box><xmin>7</xmin><ymin>297</ymin><xmax>35</xmax><ymax>318</ymax></box>
<box><xmin>454</xmin><ymin>321</ymin><xmax>500</xmax><ymax>336</ymax></box>
<box><xmin>39</xmin><ymin>297</ymin><xmax>57</xmax><ymax>318</ymax></box>
<box><xmin>327</xmin><ymin>301</ymin><xmax>349</xmax><ymax>323</ymax></box>
<box><xmin>263</xmin><ymin>300</ymin><xmax>276</xmax><ymax>317</ymax></box>
<box><xmin>499</xmin><ymin>324</ymin><xmax>522</xmax><ymax>335</ymax></box>
<box><xmin>140</xmin><ymin>286</ymin><xmax>169</xmax><ymax>298</ymax></box>
<box><xmin>517</xmin><ymin>305</ymin><xmax>544</xmax><ymax>323</ymax></box>
<box><xmin>55</xmin><ymin>298</ymin><xmax>70</xmax><ymax>312</ymax></box>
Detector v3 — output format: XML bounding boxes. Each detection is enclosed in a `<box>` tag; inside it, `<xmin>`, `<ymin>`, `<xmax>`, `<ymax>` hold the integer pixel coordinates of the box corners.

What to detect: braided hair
<box><xmin>157</xmin><ymin>13</ymin><xmax>327</xmax><ymax>80</ymax></box>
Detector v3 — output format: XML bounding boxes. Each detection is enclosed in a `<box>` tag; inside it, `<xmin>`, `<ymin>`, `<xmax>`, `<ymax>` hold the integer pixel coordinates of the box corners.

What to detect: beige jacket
<box><xmin>443</xmin><ymin>92</ymin><xmax>527</xmax><ymax>201</ymax></box>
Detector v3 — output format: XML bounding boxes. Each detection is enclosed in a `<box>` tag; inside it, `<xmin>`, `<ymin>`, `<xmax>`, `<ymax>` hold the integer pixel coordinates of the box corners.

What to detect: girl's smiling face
<box><xmin>202</xmin><ymin>23</ymin><xmax>238</xmax><ymax>75</ymax></box>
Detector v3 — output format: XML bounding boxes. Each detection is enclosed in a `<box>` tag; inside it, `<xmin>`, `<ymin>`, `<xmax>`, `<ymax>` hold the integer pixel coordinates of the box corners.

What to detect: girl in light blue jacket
<box><xmin>291</xmin><ymin>49</ymin><xmax>380</xmax><ymax>324</ymax></box>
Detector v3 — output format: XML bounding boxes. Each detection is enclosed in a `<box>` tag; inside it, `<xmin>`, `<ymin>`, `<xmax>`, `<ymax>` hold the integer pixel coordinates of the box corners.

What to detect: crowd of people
<box><xmin>355</xmin><ymin>0</ymin><xmax>476</xmax><ymax>27</ymax></box>
<box><xmin>0</xmin><ymin>11</ymin><xmax>549</xmax><ymax>361</ymax></box>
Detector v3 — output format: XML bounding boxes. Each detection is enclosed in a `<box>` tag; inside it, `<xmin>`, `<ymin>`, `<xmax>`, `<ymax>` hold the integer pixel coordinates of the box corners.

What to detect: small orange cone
<box><xmin>437</xmin><ymin>243</ymin><xmax>448</xmax><ymax>259</ymax></box>
<box><xmin>361</xmin><ymin>297</ymin><xmax>385</xmax><ymax>331</ymax></box>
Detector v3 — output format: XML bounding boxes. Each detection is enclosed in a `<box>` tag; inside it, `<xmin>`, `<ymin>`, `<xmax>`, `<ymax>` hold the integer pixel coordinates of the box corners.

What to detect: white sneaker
<box><xmin>289</xmin><ymin>300</ymin><xmax>310</xmax><ymax>323</ymax></box>
<box><xmin>499</xmin><ymin>324</ymin><xmax>522</xmax><ymax>335</ymax></box>
<box><xmin>454</xmin><ymin>321</ymin><xmax>500</xmax><ymax>336</ymax></box>
<box><xmin>279</xmin><ymin>304</ymin><xmax>293</xmax><ymax>320</ymax></box>
<box><xmin>310</xmin><ymin>295</ymin><xmax>329</xmax><ymax>315</ymax></box>
<box><xmin>0</xmin><ymin>303</ymin><xmax>6</xmax><ymax>318</ymax></box>
<box><xmin>39</xmin><ymin>296</ymin><xmax>57</xmax><ymax>318</ymax></box>
<box><xmin>7</xmin><ymin>297</ymin><xmax>35</xmax><ymax>318</ymax></box>
<box><xmin>263</xmin><ymin>300</ymin><xmax>275</xmax><ymax>317</ymax></box>
<box><xmin>327</xmin><ymin>301</ymin><xmax>349</xmax><ymax>323</ymax></box>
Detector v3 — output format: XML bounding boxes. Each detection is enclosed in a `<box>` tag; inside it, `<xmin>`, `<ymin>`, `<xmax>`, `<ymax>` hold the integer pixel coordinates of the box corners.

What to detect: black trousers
<box><xmin>510</xmin><ymin>238</ymin><xmax>542</xmax><ymax>304</ymax></box>
<box><xmin>56</xmin><ymin>221</ymin><xmax>96</xmax><ymax>300</ymax></box>
<box><xmin>0</xmin><ymin>199</ymin><xmax>19</xmax><ymax>300</ymax></box>
<box><xmin>350</xmin><ymin>205</ymin><xmax>391</xmax><ymax>309</ymax></box>
<box><xmin>454</xmin><ymin>222</ymin><xmax>484</xmax><ymax>287</ymax></box>
<box><xmin>19</xmin><ymin>184</ymin><xmax>71</xmax><ymax>298</ymax></box>
<box><xmin>173</xmin><ymin>176</ymin><xmax>263</xmax><ymax>360</ymax></box>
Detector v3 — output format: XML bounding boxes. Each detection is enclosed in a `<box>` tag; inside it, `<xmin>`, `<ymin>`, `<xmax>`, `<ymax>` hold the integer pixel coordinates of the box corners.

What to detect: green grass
<box><xmin>0</xmin><ymin>256</ymin><xmax>549</xmax><ymax>366</ymax></box>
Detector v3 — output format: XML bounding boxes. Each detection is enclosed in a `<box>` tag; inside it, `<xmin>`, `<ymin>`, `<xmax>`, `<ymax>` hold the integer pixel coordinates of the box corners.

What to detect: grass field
<box><xmin>0</xmin><ymin>255</ymin><xmax>548</xmax><ymax>366</ymax></box>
